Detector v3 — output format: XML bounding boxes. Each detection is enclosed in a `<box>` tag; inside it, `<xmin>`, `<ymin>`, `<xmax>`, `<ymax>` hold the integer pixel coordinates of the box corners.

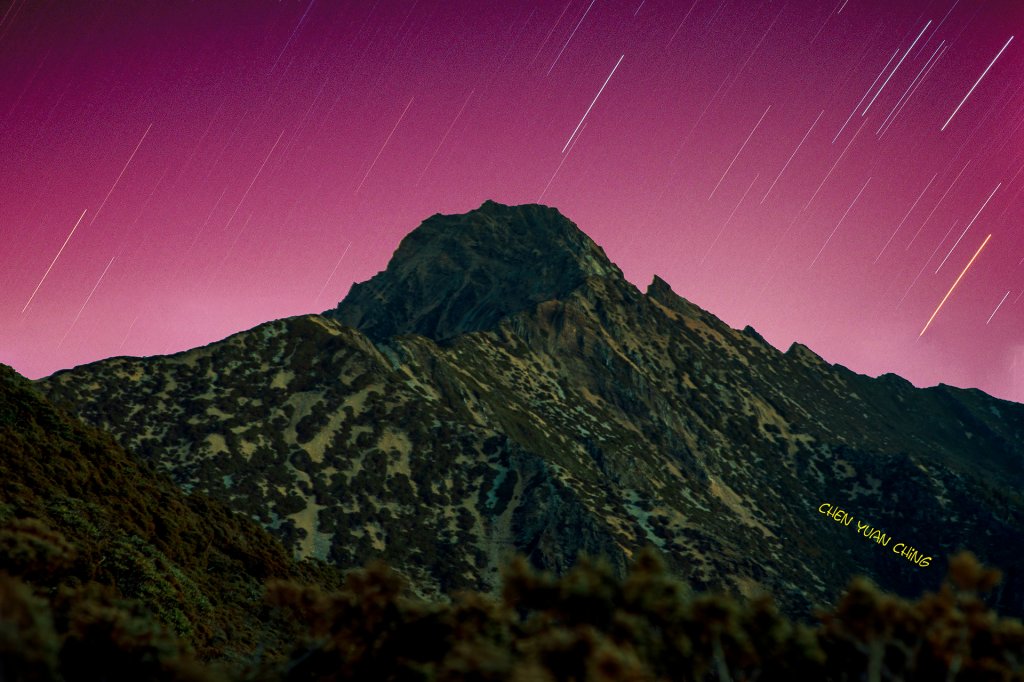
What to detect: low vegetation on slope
<box><xmin>3</xmin><ymin>545</ymin><xmax>1023</xmax><ymax>680</ymax></box>
<box><xmin>2</xmin><ymin>362</ymin><xmax>1023</xmax><ymax>679</ymax></box>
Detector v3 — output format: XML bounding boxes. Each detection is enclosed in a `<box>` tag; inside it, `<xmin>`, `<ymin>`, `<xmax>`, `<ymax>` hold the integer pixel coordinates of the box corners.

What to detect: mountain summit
<box><xmin>327</xmin><ymin>201</ymin><xmax>621</xmax><ymax>341</ymax></box>
<box><xmin>40</xmin><ymin>201</ymin><xmax>1024</xmax><ymax>618</ymax></box>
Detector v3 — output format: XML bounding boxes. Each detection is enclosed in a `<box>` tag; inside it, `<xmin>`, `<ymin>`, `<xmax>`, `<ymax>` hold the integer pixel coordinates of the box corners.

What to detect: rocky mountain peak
<box><xmin>785</xmin><ymin>341</ymin><xmax>827</xmax><ymax>366</ymax></box>
<box><xmin>325</xmin><ymin>201</ymin><xmax>622</xmax><ymax>342</ymax></box>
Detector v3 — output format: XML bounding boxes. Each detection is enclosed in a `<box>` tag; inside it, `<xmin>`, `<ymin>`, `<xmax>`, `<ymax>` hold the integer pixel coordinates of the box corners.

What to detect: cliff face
<box><xmin>39</xmin><ymin>201</ymin><xmax>1024</xmax><ymax>616</ymax></box>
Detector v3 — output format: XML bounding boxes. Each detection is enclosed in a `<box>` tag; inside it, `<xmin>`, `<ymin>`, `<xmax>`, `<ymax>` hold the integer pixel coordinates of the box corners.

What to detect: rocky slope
<box><xmin>39</xmin><ymin>201</ymin><xmax>1024</xmax><ymax>617</ymax></box>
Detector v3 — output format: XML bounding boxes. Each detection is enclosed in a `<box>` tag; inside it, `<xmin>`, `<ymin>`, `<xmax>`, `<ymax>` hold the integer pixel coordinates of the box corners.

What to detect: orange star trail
<box><xmin>919</xmin><ymin>234</ymin><xmax>992</xmax><ymax>337</ymax></box>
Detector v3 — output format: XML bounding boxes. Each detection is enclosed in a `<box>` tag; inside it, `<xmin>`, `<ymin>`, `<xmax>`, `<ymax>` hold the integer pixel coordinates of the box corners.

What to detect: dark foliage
<box><xmin>259</xmin><ymin>549</ymin><xmax>1024</xmax><ymax>682</ymax></box>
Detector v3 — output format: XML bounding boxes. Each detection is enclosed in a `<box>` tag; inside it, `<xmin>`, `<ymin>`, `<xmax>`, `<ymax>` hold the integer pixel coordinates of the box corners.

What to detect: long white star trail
<box><xmin>920</xmin><ymin>234</ymin><xmax>992</xmax><ymax>337</ymax></box>
<box><xmin>356</xmin><ymin>96</ymin><xmax>414</xmax><ymax>193</ymax></box>
<box><xmin>22</xmin><ymin>208</ymin><xmax>87</xmax><ymax>313</ymax></box>
<box><xmin>89</xmin><ymin>123</ymin><xmax>152</xmax><ymax>226</ymax></box>
<box><xmin>862</xmin><ymin>21</ymin><xmax>932</xmax><ymax>117</ymax></box>
<box><xmin>57</xmin><ymin>256</ymin><xmax>116</xmax><ymax>350</ymax></box>
<box><xmin>935</xmin><ymin>182</ymin><xmax>1000</xmax><ymax>273</ymax></box>
<box><xmin>562</xmin><ymin>54</ymin><xmax>623</xmax><ymax>153</ymax></box>
<box><xmin>709</xmin><ymin>104</ymin><xmax>771</xmax><ymax>200</ymax></box>
<box><xmin>875</xmin><ymin>173</ymin><xmax>936</xmax><ymax>262</ymax></box>
<box><xmin>762</xmin><ymin>109</ymin><xmax>823</xmax><ymax>204</ymax></box>
<box><xmin>942</xmin><ymin>36</ymin><xmax>1014</xmax><ymax>131</ymax></box>
<box><xmin>810</xmin><ymin>175</ymin><xmax>871</xmax><ymax>268</ymax></box>
<box><xmin>986</xmin><ymin>290</ymin><xmax>1009</xmax><ymax>324</ymax></box>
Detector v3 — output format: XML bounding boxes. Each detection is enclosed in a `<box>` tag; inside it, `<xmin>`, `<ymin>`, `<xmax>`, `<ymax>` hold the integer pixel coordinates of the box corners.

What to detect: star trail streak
<box><xmin>314</xmin><ymin>240</ymin><xmax>352</xmax><ymax>308</ymax></box>
<box><xmin>21</xmin><ymin>209</ymin><xmax>86</xmax><ymax>313</ymax></box>
<box><xmin>862</xmin><ymin>21</ymin><xmax>931</xmax><ymax>117</ymax></box>
<box><xmin>562</xmin><ymin>54</ymin><xmax>623</xmax><ymax>154</ymax></box>
<box><xmin>542</xmin><ymin>122</ymin><xmax>587</xmax><ymax>201</ymax></box>
<box><xmin>356</xmin><ymin>97</ymin><xmax>414</xmax><ymax>193</ymax></box>
<box><xmin>934</xmin><ymin>182</ymin><xmax>1000</xmax><ymax>273</ymax></box>
<box><xmin>877</xmin><ymin>44</ymin><xmax>948</xmax><ymax>139</ymax></box>
<box><xmin>834</xmin><ymin>49</ymin><xmax>898</xmax><ymax>143</ymax></box>
<box><xmin>762</xmin><ymin>110</ymin><xmax>823</xmax><ymax>205</ymax></box>
<box><xmin>709</xmin><ymin>104</ymin><xmax>770</xmax><ymax>200</ymax></box>
<box><xmin>919</xmin><ymin>234</ymin><xmax>992</xmax><ymax>337</ymax></box>
<box><xmin>875</xmin><ymin>174</ymin><xmax>936</xmax><ymax>262</ymax></box>
<box><xmin>810</xmin><ymin>176</ymin><xmax>871</xmax><ymax>268</ymax></box>
<box><xmin>57</xmin><ymin>256</ymin><xmax>116</xmax><ymax>350</ymax></box>
<box><xmin>89</xmin><ymin>123</ymin><xmax>152</xmax><ymax>227</ymax></box>
<box><xmin>547</xmin><ymin>0</ymin><xmax>597</xmax><ymax>76</ymax></box>
<box><xmin>876</xmin><ymin>42</ymin><xmax>946</xmax><ymax>137</ymax></box>
<box><xmin>416</xmin><ymin>90</ymin><xmax>474</xmax><ymax>186</ymax></box>
<box><xmin>224</xmin><ymin>130</ymin><xmax>285</xmax><ymax>230</ymax></box>
<box><xmin>803</xmin><ymin>116</ymin><xmax>867</xmax><ymax>214</ymax></box>
<box><xmin>897</xmin><ymin>219</ymin><xmax>959</xmax><ymax>310</ymax></box>
<box><xmin>701</xmin><ymin>173</ymin><xmax>759</xmax><ymax>266</ymax></box>
<box><xmin>942</xmin><ymin>36</ymin><xmax>1014</xmax><ymax>131</ymax></box>
<box><xmin>986</xmin><ymin>290</ymin><xmax>1009</xmax><ymax>324</ymax></box>
<box><xmin>905</xmin><ymin>161</ymin><xmax>971</xmax><ymax>250</ymax></box>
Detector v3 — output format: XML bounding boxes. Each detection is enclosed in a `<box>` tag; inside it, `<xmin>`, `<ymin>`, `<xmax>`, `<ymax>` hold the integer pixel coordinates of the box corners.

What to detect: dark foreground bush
<box><xmin>2</xmin><ymin>549</ymin><xmax>1022</xmax><ymax>681</ymax></box>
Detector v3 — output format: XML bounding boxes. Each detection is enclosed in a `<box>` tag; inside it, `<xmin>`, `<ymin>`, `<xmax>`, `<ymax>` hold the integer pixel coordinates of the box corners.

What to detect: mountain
<box><xmin>0</xmin><ymin>362</ymin><xmax>342</xmax><ymax>678</ymax></box>
<box><xmin>38</xmin><ymin>200</ymin><xmax>1024</xmax><ymax>617</ymax></box>
<box><xmin>4</xmin><ymin>369</ymin><xmax>1024</xmax><ymax>681</ymax></box>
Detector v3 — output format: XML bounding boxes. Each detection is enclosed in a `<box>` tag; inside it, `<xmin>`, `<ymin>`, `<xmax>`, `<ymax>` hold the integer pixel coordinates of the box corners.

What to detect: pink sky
<box><xmin>3</xmin><ymin>0</ymin><xmax>1024</xmax><ymax>401</ymax></box>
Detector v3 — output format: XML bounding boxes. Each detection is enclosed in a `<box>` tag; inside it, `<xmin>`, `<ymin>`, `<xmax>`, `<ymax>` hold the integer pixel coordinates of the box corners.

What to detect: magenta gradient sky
<box><xmin>3</xmin><ymin>0</ymin><xmax>1024</xmax><ymax>401</ymax></box>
